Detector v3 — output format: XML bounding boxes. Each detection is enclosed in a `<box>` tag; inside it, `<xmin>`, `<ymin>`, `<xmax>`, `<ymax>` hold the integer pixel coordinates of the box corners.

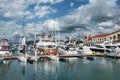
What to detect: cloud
<box><xmin>37</xmin><ymin>0</ymin><xmax>64</xmax><ymax>4</ymax></box>
<box><xmin>70</xmin><ymin>2</ymin><xmax>74</xmax><ymax>7</ymax></box>
<box><xmin>98</xmin><ymin>21</ymin><xmax>114</xmax><ymax>27</ymax></box>
<box><xmin>0</xmin><ymin>20</ymin><xmax>21</xmax><ymax>37</ymax></box>
<box><xmin>54</xmin><ymin>0</ymin><xmax>120</xmax><ymax>38</ymax></box>
<box><xmin>114</xmin><ymin>24</ymin><xmax>120</xmax><ymax>30</ymax></box>
<box><xmin>34</xmin><ymin>5</ymin><xmax>57</xmax><ymax>18</ymax></box>
<box><xmin>0</xmin><ymin>0</ymin><xmax>63</xmax><ymax>37</ymax></box>
<box><xmin>0</xmin><ymin>0</ymin><xmax>120</xmax><ymax>39</ymax></box>
<box><xmin>0</xmin><ymin>0</ymin><xmax>61</xmax><ymax>19</ymax></box>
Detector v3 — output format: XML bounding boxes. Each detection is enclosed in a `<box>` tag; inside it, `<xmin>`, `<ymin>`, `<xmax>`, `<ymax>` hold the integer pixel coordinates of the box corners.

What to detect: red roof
<box><xmin>93</xmin><ymin>34</ymin><xmax>109</xmax><ymax>38</ymax></box>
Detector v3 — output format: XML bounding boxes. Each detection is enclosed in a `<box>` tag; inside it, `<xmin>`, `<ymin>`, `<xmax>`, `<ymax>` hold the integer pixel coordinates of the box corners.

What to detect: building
<box><xmin>92</xmin><ymin>34</ymin><xmax>109</xmax><ymax>44</ymax></box>
<box><xmin>84</xmin><ymin>29</ymin><xmax>120</xmax><ymax>46</ymax></box>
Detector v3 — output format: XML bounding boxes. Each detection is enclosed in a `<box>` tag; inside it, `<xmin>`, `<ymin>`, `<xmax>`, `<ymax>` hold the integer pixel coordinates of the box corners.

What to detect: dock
<box><xmin>1</xmin><ymin>53</ymin><xmax>120</xmax><ymax>60</ymax></box>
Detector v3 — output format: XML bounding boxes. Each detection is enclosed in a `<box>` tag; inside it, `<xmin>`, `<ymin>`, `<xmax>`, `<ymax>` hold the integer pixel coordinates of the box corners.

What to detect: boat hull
<box><xmin>0</xmin><ymin>51</ymin><xmax>10</xmax><ymax>56</ymax></box>
<box><xmin>90</xmin><ymin>48</ymin><xmax>110</xmax><ymax>53</ymax></box>
<box><xmin>37</xmin><ymin>47</ymin><xmax>57</xmax><ymax>55</ymax></box>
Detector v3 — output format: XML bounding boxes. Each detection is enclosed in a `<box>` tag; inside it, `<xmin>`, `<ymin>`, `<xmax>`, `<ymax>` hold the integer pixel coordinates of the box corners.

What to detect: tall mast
<box><xmin>54</xmin><ymin>22</ymin><xmax>56</xmax><ymax>43</ymax></box>
<box><xmin>58</xmin><ymin>24</ymin><xmax>60</xmax><ymax>43</ymax></box>
<box><xmin>23</xmin><ymin>15</ymin><xmax>25</xmax><ymax>37</ymax></box>
<box><xmin>34</xmin><ymin>22</ymin><xmax>36</xmax><ymax>41</ymax></box>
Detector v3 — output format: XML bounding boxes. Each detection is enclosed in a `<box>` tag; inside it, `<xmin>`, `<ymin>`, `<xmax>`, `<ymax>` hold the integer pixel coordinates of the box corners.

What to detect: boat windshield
<box><xmin>105</xmin><ymin>46</ymin><xmax>116</xmax><ymax>49</ymax></box>
<box><xmin>94</xmin><ymin>45</ymin><xmax>104</xmax><ymax>48</ymax></box>
<box><xmin>47</xmin><ymin>45</ymin><xmax>56</xmax><ymax>48</ymax></box>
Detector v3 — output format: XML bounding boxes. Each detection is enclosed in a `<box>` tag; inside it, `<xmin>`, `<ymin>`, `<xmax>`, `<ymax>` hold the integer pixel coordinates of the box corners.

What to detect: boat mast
<box><xmin>54</xmin><ymin>22</ymin><xmax>56</xmax><ymax>43</ymax></box>
<box><xmin>22</xmin><ymin>15</ymin><xmax>26</xmax><ymax>55</ymax></box>
<box><xmin>58</xmin><ymin>23</ymin><xmax>60</xmax><ymax>43</ymax></box>
<box><xmin>34</xmin><ymin>22</ymin><xmax>36</xmax><ymax>41</ymax></box>
<box><xmin>33</xmin><ymin>21</ymin><xmax>37</xmax><ymax>49</ymax></box>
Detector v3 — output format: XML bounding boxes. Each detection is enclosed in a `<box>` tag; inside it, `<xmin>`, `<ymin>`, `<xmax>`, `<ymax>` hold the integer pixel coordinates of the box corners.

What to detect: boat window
<box><xmin>105</xmin><ymin>46</ymin><xmax>110</xmax><ymax>48</ymax></box>
<box><xmin>94</xmin><ymin>45</ymin><xmax>104</xmax><ymax>48</ymax></box>
<box><xmin>106</xmin><ymin>46</ymin><xmax>116</xmax><ymax>49</ymax></box>
<box><xmin>47</xmin><ymin>45</ymin><xmax>56</xmax><ymax>48</ymax></box>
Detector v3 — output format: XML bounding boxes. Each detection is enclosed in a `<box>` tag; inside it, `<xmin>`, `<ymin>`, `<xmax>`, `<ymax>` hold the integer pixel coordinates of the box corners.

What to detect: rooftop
<box><xmin>93</xmin><ymin>34</ymin><xmax>109</xmax><ymax>38</ymax></box>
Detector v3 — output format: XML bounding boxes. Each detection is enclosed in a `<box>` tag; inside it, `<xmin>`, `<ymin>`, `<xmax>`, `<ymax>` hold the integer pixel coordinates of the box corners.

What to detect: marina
<box><xmin>1</xmin><ymin>0</ymin><xmax>120</xmax><ymax>80</ymax></box>
<box><xmin>1</xmin><ymin>31</ymin><xmax>120</xmax><ymax>80</ymax></box>
<box><xmin>1</xmin><ymin>53</ymin><xmax>120</xmax><ymax>60</ymax></box>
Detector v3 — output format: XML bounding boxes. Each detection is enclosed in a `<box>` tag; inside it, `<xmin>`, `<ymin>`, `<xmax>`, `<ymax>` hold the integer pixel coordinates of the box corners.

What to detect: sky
<box><xmin>0</xmin><ymin>0</ymin><xmax>120</xmax><ymax>40</ymax></box>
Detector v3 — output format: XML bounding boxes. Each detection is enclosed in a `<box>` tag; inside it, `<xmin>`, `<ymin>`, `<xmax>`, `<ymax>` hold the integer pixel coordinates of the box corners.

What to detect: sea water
<box><xmin>0</xmin><ymin>57</ymin><xmax>120</xmax><ymax>80</ymax></box>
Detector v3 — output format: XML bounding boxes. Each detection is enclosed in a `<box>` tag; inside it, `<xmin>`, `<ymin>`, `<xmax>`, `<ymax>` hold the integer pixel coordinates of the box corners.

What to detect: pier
<box><xmin>1</xmin><ymin>53</ymin><xmax>120</xmax><ymax>60</ymax></box>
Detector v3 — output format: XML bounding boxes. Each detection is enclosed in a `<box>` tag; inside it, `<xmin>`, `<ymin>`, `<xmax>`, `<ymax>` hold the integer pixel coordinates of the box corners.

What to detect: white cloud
<box><xmin>0</xmin><ymin>0</ymin><xmax>120</xmax><ymax>39</ymax></box>
<box><xmin>0</xmin><ymin>0</ymin><xmax>25</xmax><ymax>19</ymax></box>
<box><xmin>55</xmin><ymin>0</ymin><xmax>120</xmax><ymax>38</ymax></box>
<box><xmin>0</xmin><ymin>0</ymin><xmax>59</xmax><ymax>19</ymax></box>
<box><xmin>98</xmin><ymin>21</ymin><xmax>114</xmax><ymax>27</ymax></box>
<box><xmin>43</xmin><ymin>19</ymin><xmax>59</xmax><ymax>31</ymax></box>
<box><xmin>0</xmin><ymin>0</ymin><xmax>61</xmax><ymax>37</ymax></box>
<box><xmin>70</xmin><ymin>2</ymin><xmax>74</xmax><ymax>7</ymax></box>
<box><xmin>114</xmin><ymin>24</ymin><xmax>120</xmax><ymax>30</ymax></box>
<box><xmin>37</xmin><ymin>0</ymin><xmax>64</xmax><ymax>4</ymax></box>
<box><xmin>34</xmin><ymin>5</ymin><xmax>57</xmax><ymax>18</ymax></box>
<box><xmin>0</xmin><ymin>20</ymin><xmax>21</xmax><ymax>37</ymax></box>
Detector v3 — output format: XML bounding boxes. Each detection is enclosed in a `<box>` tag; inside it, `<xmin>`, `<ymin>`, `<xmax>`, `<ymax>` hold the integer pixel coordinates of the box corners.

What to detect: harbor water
<box><xmin>0</xmin><ymin>57</ymin><xmax>120</xmax><ymax>80</ymax></box>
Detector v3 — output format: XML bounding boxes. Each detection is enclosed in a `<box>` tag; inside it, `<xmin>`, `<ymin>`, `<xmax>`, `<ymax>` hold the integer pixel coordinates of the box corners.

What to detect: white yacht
<box><xmin>89</xmin><ymin>41</ymin><xmax>120</xmax><ymax>53</ymax></box>
<box><xmin>58</xmin><ymin>43</ymin><xmax>79</xmax><ymax>55</ymax></box>
<box><xmin>36</xmin><ymin>32</ymin><xmax>58</xmax><ymax>55</ymax></box>
<box><xmin>89</xmin><ymin>44</ymin><xmax>110</xmax><ymax>53</ymax></box>
<box><xmin>0</xmin><ymin>35</ymin><xmax>11</xmax><ymax>56</ymax></box>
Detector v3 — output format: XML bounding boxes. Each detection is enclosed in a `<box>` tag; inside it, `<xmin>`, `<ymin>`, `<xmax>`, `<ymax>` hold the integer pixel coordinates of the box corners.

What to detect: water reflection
<box><xmin>0</xmin><ymin>60</ymin><xmax>11</xmax><ymax>80</ymax></box>
<box><xmin>38</xmin><ymin>60</ymin><xmax>59</xmax><ymax>80</ymax></box>
<box><xmin>0</xmin><ymin>57</ymin><xmax>120</xmax><ymax>80</ymax></box>
<box><xmin>18</xmin><ymin>62</ymin><xmax>27</xmax><ymax>80</ymax></box>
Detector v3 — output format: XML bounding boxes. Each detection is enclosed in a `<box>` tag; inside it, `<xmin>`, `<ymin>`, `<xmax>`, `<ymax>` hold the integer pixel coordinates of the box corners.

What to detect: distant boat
<box><xmin>0</xmin><ymin>34</ymin><xmax>11</xmax><ymax>56</ymax></box>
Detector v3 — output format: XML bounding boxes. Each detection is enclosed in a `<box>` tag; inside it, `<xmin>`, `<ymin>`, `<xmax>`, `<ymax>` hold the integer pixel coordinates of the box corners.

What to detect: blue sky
<box><xmin>0</xmin><ymin>0</ymin><xmax>120</xmax><ymax>39</ymax></box>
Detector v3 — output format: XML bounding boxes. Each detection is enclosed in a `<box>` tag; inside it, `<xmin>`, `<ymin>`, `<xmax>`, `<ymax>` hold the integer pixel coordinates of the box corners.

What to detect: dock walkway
<box><xmin>0</xmin><ymin>53</ymin><xmax>120</xmax><ymax>60</ymax></box>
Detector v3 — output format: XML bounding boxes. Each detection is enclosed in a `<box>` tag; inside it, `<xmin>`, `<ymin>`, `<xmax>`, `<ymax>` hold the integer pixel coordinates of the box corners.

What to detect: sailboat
<box><xmin>17</xmin><ymin>16</ymin><xmax>27</xmax><ymax>62</ymax></box>
<box><xmin>28</xmin><ymin>22</ymin><xmax>40</xmax><ymax>62</ymax></box>
<box><xmin>18</xmin><ymin>36</ymin><xmax>27</xmax><ymax>62</ymax></box>
<box><xmin>47</xmin><ymin>22</ymin><xmax>60</xmax><ymax>61</ymax></box>
<box><xmin>28</xmin><ymin>49</ymin><xmax>40</xmax><ymax>62</ymax></box>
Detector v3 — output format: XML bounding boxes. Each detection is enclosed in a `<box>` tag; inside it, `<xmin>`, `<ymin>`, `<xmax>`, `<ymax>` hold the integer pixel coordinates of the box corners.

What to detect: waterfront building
<box><xmin>84</xmin><ymin>29</ymin><xmax>120</xmax><ymax>46</ymax></box>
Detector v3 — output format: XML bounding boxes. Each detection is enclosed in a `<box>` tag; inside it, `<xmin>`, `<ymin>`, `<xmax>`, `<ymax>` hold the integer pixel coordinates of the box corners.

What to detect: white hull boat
<box><xmin>48</xmin><ymin>55</ymin><xmax>59</xmax><ymax>61</ymax></box>
<box><xmin>18</xmin><ymin>56</ymin><xmax>27</xmax><ymax>62</ymax></box>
